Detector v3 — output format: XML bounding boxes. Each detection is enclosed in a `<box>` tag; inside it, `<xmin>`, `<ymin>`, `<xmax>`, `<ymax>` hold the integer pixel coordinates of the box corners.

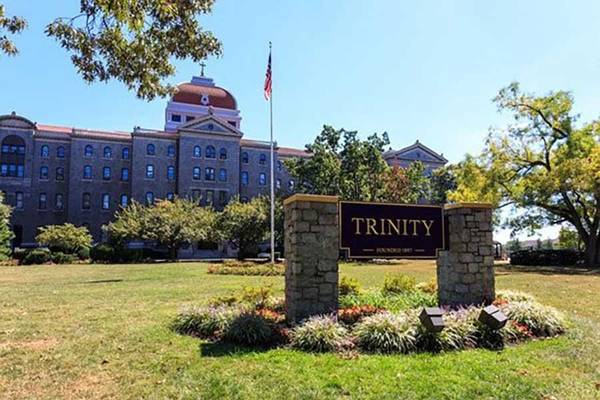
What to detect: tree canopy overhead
<box><xmin>2</xmin><ymin>1</ymin><xmax>222</xmax><ymax>100</ymax></box>
<box><xmin>451</xmin><ymin>83</ymin><xmax>600</xmax><ymax>266</ymax></box>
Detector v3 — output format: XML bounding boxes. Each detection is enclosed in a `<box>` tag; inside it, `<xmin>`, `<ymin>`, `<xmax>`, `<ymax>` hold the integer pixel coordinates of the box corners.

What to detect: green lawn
<box><xmin>1</xmin><ymin>261</ymin><xmax>600</xmax><ymax>399</ymax></box>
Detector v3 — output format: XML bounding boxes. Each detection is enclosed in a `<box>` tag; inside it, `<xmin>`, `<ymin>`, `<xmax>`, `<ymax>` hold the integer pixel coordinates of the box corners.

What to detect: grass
<box><xmin>0</xmin><ymin>261</ymin><xmax>599</xmax><ymax>399</ymax></box>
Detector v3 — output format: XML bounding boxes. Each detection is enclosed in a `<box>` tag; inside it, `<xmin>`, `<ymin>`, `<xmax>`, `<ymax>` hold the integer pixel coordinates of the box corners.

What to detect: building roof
<box><xmin>383</xmin><ymin>140</ymin><xmax>448</xmax><ymax>164</ymax></box>
<box><xmin>172</xmin><ymin>81</ymin><xmax>237</xmax><ymax>110</ymax></box>
<box><xmin>278</xmin><ymin>146</ymin><xmax>311</xmax><ymax>158</ymax></box>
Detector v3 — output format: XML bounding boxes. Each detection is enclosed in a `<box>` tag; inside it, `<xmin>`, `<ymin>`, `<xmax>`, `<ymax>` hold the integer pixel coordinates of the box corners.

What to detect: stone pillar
<box><xmin>284</xmin><ymin>194</ymin><xmax>339</xmax><ymax>324</ymax></box>
<box><xmin>437</xmin><ymin>203</ymin><xmax>495</xmax><ymax>306</ymax></box>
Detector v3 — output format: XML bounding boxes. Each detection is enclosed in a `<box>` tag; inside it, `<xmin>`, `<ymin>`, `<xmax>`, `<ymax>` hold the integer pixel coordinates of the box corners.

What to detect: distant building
<box><xmin>383</xmin><ymin>140</ymin><xmax>448</xmax><ymax>175</ymax></box>
<box><xmin>0</xmin><ymin>72</ymin><xmax>446</xmax><ymax>253</ymax></box>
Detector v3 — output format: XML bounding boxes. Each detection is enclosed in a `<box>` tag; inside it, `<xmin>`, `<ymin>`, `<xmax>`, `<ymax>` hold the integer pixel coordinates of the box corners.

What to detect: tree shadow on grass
<box><xmin>83</xmin><ymin>279</ymin><xmax>124</xmax><ymax>284</ymax></box>
<box><xmin>199</xmin><ymin>341</ymin><xmax>275</xmax><ymax>357</ymax></box>
<box><xmin>497</xmin><ymin>265</ymin><xmax>600</xmax><ymax>276</ymax></box>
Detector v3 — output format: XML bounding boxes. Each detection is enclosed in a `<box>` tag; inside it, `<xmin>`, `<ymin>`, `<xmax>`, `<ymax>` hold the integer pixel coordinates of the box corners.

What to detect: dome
<box><xmin>172</xmin><ymin>77</ymin><xmax>237</xmax><ymax>110</ymax></box>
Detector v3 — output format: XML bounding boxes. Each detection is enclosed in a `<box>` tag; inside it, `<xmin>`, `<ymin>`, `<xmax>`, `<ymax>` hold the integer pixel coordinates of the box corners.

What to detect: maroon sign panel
<box><xmin>339</xmin><ymin>201</ymin><xmax>446</xmax><ymax>259</ymax></box>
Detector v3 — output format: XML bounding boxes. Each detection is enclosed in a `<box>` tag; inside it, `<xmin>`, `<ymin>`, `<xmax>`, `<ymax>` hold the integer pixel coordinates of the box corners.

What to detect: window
<box><xmin>145</xmin><ymin>192</ymin><xmax>154</xmax><ymax>205</ymax></box>
<box><xmin>277</xmin><ymin>160</ymin><xmax>282</xmax><ymax>171</ymax></box>
<box><xmin>84</xmin><ymin>145</ymin><xmax>93</xmax><ymax>157</ymax></box>
<box><xmin>185</xmin><ymin>115</ymin><xmax>195</xmax><ymax>122</ymax></box>
<box><xmin>191</xmin><ymin>190</ymin><xmax>201</xmax><ymax>204</ymax></box>
<box><xmin>206</xmin><ymin>145</ymin><xmax>216</xmax><ymax>159</ymax></box>
<box><xmin>205</xmin><ymin>167</ymin><xmax>215</xmax><ymax>181</ymax></box>
<box><xmin>219</xmin><ymin>148</ymin><xmax>227</xmax><ymax>160</ymax></box>
<box><xmin>103</xmin><ymin>146</ymin><xmax>112</xmax><ymax>158</ymax></box>
<box><xmin>122</xmin><ymin>147</ymin><xmax>130</xmax><ymax>160</ymax></box>
<box><xmin>121</xmin><ymin>168</ymin><xmax>129</xmax><ymax>182</ymax></box>
<box><xmin>38</xmin><ymin>193</ymin><xmax>47</xmax><ymax>210</ymax></box>
<box><xmin>120</xmin><ymin>194</ymin><xmax>128</xmax><ymax>207</ymax></box>
<box><xmin>146</xmin><ymin>164</ymin><xmax>154</xmax><ymax>179</ymax></box>
<box><xmin>193</xmin><ymin>145</ymin><xmax>201</xmax><ymax>158</ymax></box>
<box><xmin>219</xmin><ymin>190</ymin><xmax>227</xmax><ymax>206</ymax></box>
<box><xmin>103</xmin><ymin>166</ymin><xmax>111</xmax><ymax>180</ymax></box>
<box><xmin>40</xmin><ymin>145</ymin><xmax>49</xmax><ymax>158</ymax></box>
<box><xmin>15</xmin><ymin>192</ymin><xmax>23</xmax><ymax>210</ymax></box>
<box><xmin>218</xmin><ymin>168</ymin><xmax>227</xmax><ymax>182</ymax></box>
<box><xmin>57</xmin><ymin>146</ymin><xmax>65</xmax><ymax>158</ymax></box>
<box><xmin>166</xmin><ymin>192</ymin><xmax>175</xmax><ymax>201</ymax></box>
<box><xmin>171</xmin><ymin>114</ymin><xmax>181</xmax><ymax>122</ymax></box>
<box><xmin>276</xmin><ymin>178</ymin><xmax>281</xmax><ymax>190</ymax></box>
<box><xmin>102</xmin><ymin>193</ymin><xmax>110</xmax><ymax>210</ymax></box>
<box><xmin>259</xmin><ymin>154</ymin><xmax>267</xmax><ymax>165</ymax></box>
<box><xmin>289</xmin><ymin>179</ymin><xmax>296</xmax><ymax>191</ymax></box>
<box><xmin>146</xmin><ymin>143</ymin><xmax>155</xmax><ymax>156</ymax></box>
<box><xmin>241</xmin><ymin>152</ymin><xmax>249</xmax><ymax>164</ymax></box>
<box><xmin>55</xmin><ymin>193</ymin><xmax>64</xmax><ymax>210</ymax></box>
<box><xmin>241</xmin><ymin>171</ymin><xmax>249</xmax><ymax>186</ymax></box>
<box><xmin>167</xmin><ymin>165</ymin><xmax>176</xmax><ymax>181</ymax></box>
<box><xmin>39</xmin><ymin>166</ymin><xmax>49</xmax><ymax>180</ymax></box>
<box><xmin>167</xmin><ymin>145</ymin><xmax>176</xmax><ymax>157</ymax></box>
<box><xmin>83</xmin><ymin>165</ymin><xmax>92</xmax><ymax>179</ymax></box>
<box><xmin>82</xmin><ymin>193</ymin><xmax>91</xmax><ymax>209</ymax></box>
<box><xmin>193</xmin><ymin>166</ymin><xmax>201</xmax><ymax>180</ymax></box>
<box><xmin>206</xmin><ymin>190</ymin><xmax>214</xmax><ymax>206</ymax></box>
<box><xmin>259</xmin><ymin>172</ymin><xmax>267</xmax><ymax>186</ymax></box>
<box><xmin>56</xmin><ymin>167</ymin><xmax>64</xmax><ymax>181</ymax></box>
<box><xmin>1</xmin><ymin>136</ymin><xmax>26</xmax><ymax>177</ymax></box>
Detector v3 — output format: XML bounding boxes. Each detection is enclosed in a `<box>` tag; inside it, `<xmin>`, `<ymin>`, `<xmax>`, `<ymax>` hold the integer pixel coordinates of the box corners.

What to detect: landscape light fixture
<box><xmin>419</xmin><ymin>307</ymin><xmax>445</xmax><ymax>333</ymax></box>
<box><xmin>478</xmin><ymin>305</ymin><xmax>508</xmax><ymax>330</ymax></box>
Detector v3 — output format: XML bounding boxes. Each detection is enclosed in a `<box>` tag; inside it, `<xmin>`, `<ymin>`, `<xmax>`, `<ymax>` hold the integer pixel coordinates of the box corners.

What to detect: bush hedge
<box><xmin>207</xmin><ymin>260</ymin><xmax>285</xmax><ymax>276</ymax></box>
<box><xmin>510</xmin><ymin>249</ymin><xmax>583</xmax><ymax>266</ymax></box>
<box><xmin>21</xmin><ymin>248</ymin><xmax>51</xmax><ymax>265</ymax></box>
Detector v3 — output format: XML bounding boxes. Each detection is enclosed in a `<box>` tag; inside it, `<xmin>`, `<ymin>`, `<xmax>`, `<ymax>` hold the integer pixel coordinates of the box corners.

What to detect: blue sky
<box><xmin>1</xmin><ymin>1</ymin><xmax>599</xmax><ymax>241</ymax></box>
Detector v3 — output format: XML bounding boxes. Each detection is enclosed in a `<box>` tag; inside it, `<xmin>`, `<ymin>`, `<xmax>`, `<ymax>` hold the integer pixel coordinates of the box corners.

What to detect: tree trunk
<box><xmin>168</xmin><ymin>246</ymin><xmax>178</xmax><ymax>261</ymax></box>
<box><xmin>583</xmin><ymin>234</ymin><xmax>600</xmax><ymax>268</ymax></box>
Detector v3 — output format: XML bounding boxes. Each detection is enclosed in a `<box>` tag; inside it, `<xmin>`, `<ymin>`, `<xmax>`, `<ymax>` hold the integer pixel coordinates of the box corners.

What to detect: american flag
<box><xmin>264</xmin><ymin>51</ymin><xmax>272</xmax><ymax>101</ymax></box>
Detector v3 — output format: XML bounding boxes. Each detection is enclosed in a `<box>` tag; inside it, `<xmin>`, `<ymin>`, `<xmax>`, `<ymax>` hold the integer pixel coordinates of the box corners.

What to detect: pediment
<box><xmin>178</xmin><ymin>115</ymin><xmax>242</xmax><ymax>137</ymax></box>
<box><xmin>0</xmin><ymin>113</ymin><xmax>36</xmax><ymax>130</ymax></box>
<box><xmin>386</xmin><ymin>141</ymin><xmax>447</xmax><ymax>164</ymax></box>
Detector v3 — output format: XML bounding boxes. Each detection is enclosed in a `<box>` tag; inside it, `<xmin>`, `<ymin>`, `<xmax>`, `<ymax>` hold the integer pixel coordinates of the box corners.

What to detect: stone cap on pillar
<box><xmin>283</xmin><ymin>194</ymin><xmax>339</xmax><ymax>206</ymax></box>
<box><xmin>444</xmin><ymin>202</ymin><xmax>494</xmax><ymax>210</ymax></box>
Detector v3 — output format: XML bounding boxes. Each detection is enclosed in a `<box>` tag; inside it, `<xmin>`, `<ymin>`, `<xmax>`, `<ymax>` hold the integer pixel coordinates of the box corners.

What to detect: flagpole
<box><xmin>269</xmin><ymin>42</ymin><xmax>275</xmax><ymax>264</ymax></box>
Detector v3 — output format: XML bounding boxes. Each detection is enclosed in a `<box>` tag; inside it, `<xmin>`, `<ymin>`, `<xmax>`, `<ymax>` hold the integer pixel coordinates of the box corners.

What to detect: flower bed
<box><xmin>207</xmin><ymin>260</ymin><xmax>285</xmax><ymax>276</ymax></box>
<box><xmin>171</xmin><ymin>276</ymin><xmax>566</xmax><ymax>354</ymax></box>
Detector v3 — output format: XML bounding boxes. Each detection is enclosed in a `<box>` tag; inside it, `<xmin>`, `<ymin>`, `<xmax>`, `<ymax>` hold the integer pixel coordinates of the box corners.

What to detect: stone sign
<box><xmin>339</xmin><ymin>201</ymin><xmax>445</xmax><ymax>259</ymax></box>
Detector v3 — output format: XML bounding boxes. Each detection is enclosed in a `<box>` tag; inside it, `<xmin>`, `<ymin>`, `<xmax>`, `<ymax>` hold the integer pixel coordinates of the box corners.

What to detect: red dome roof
<box><xmin>172</xmin><ymin>82</ymin><xmax>237</xmax><ymax>110</ymax></box>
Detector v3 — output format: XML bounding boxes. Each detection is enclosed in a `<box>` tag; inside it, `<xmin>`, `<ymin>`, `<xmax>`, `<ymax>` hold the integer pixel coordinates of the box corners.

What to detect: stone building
<box><xmin>0</xmin><ymin>73</ymin><xmax>446</xmax><ymax>253</ymax></box>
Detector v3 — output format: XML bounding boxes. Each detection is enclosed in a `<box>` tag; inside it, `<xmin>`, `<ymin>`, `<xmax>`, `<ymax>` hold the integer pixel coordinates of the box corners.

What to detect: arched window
<box><xmin>259</xmin><ymin>154</ymin><xmax>267</xmax><ymax>165</ymax></box>
<box><xmin>241</xmin><ymin>152</ymin><xmax>249</xmax><ymax>164</ymax></box>
<box><xmin>146</xmin><ymin>143</ymin><xmax>155</xmax><ymax>156</ymax></box>
<box><xmin>167</xmin><ymin>165</ymin><xmax>176</xmax><ymax>180</ymax></box>
<box><xmin>167</xmin><ymin>145</ymin><xmax>176</xmax><ymax>157</ymax></box>
<box><xmin>0</xmin><ymin>135</ymin><xmax>26</xmax><ymax>178</ymax></box>
<box><xmin>55</xmin><ymin>194</ymin><xmax>64</xmax><ymax>210</ymax></box>
<box><xmin>103</xmin><ymin>166</ymin><xmax>111</xmax><ymax>180</ymax></box>
<box><xmin>57</xmin><ymin>146</ymin><xmax>65</xmax><ymax>158</ymax></box>
<box><xmin>38</xmin><ymin>193</ymin><xmax>47</xmax><ymax>210</ymax></box>
<box><xmin>103</xmin><ymin>146</ymin><xmax>112</xmax><ymax>158</ymax></box>
<box><xmin>205</xmin><ymin>167</ymin><xmax>215</xmax><ymax>181</ymax></box>
<box><xmin>55</xmin><ymin>167</ymin><xmax>64</xmax><ymax>181</ymax></box>
<box><xmin>206</xmin><ymin>145</ymin><xmax>216</xmax><ymax>159</ymax></box>
<box><xmin>146</xmin><ymin>164</ymin><xmax>154</xmax><ymax>178</ymax></box>
<box><xmin>83</xmin><ymin>165</ymin><xmax>92</xmax><ymax>180</ymax></box>
<box><xmin>145</xmin><ymin>192</ymin><xmax>154</xmax><ymax>205</ymax></box>
<box><xmin>39</xmin><ymin>166</ymin><xmax>49</xmax><ymax>180</ymax></box>
<box><xmin>40</xmin><ymin>145</ymin><xmax>49</xmax><ymax>158</ymax></box>
<box><xmin>102</xmin><ymin>193</ymin><xmax>110</xmax><ymax>210</ymax></box>
<box><xmin>193</xmin><ymin>145</ymin><xmax>201</xmax><ymax>158</ymax></box>
<box><xmin>84</xmin><ymin>145</ymin><xmax>93</xmax><ymax>157</ymax></box>
<box><xmin>241</xmin><ymin>171</ymin><xmax>249</xmax><ymax>186</ymax></box>
<box><xmin>219</xmin><ymin>148</ymin><xmax>227</xmax><ymax>160</ymax></box>
<box><xmin>259</xmin><ymin>173</ymin><xmax>267</xmax><ymax>186</ymax></box>
<box><xmin>122</xmin><ymin>147</ymin><xmax>130</xmax><ymax>160</ymax></box>
<box><xmin>218</xmin><ymin>168</ymin><xmax>227</xmax><ymax>182</ymax></box>
<box><xmin>193</xmin><ymin>166</ymin><xmax>201</xmax><ymax>180</ymax></box>
<box><xmin>120</xmin><ymin>194</ymin><xmax>128</xmax><ymax>208</ymax></box>
<box><xmin>121</xmin><ymin>168</ymin><xmax>129</xmax><ymax>182</ymax></box>
<box><xmin>82</xmin><ymin>193</ymin><xmax>91</xmax><ymax>209</ymax></box>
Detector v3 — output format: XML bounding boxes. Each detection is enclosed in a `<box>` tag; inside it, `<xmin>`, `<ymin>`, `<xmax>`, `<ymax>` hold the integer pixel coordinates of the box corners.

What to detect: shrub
<box><xmin>416</xmin><ymin>279</ymin><xmax>437</xmax><ymax>295</ymax></box>
<box><xmin>415</xmin><ymin>308</ymin><xmax>478</xmax><ymax>352</ymax></box>
<box><xmin>76</xmin><ymin>247</ymin><xmax>90</xmax><ymax>260</ymax></box>
<box><xmin>502</xmin><ymin>300</ymin><xmax>566</xmax><ymax>337</ymax></box>
<box><xmin>353</xmin><ymin>312</ymin><xmax>417</xmax><ymax>354</ymax></box>
<box><xmin>240</xmin><ymin>286</ymin><xmax>275</xmax><ymax>310</ymax></box>
<box><xmin>35</xmin><ymin>224</ymin><xmax>92</xmax><ymax>255</ymax></box>
<box><xmin>21</xmin><ymin>248</ymin><xmax>51</xmax><ymax>265</ymax></box>
<box><xmin>12</xmin><ymin>247</ymin><xmax>28</xmax><ymax>262</ymax></box>
<box><xmin>495</xmin><ymin>290</ymin><xmax>536</xmax><ymax>303</ymax></box>
<box><xmin>207</xmin><ymin>261</ymin><xmax>284</xmax><ymax>276</ymax></box>
<box><xmin>382</xmin><ymin>274</ymin><xmax>417</xmax><ymax>294</ymax></box>
<box><xmin>218</xmin><ymin>197</ymin><xmax>269</xmax><ymax>259</ymax></box>
<box><xmin>338</xmin><ymin>305</ymin><xmax>381</xmax><ymax>325</ymax></box>
<box><xmin>290</xmin><ymin>315</ymin><xmax>350</xmax><ymax>352</ymax></box>
<box><xmin>510</xmin><ymin>249</ymin><xmax>582</xmax><ymax>266</ymax></box>
<box><xmin>90</xmin><ymin>244</ymin><xmax>116</xmax><ymax>263</ymax></box>
<box><xmin>50</xmin><ymin>251</ymin><xmax>77</xmax><ymax>264</ymax></box>
<box><xmin>171</xmin><ymin>305</ymin><xmax>241</xmax><ymax>338</ymax></box>
<box><xmin>224</xmin><ymin>312</ymin><xmax>274</xmax><ymax>345</ymax></box>
<box><xmin>339</xmin><ymin>276</ymin><xmax>361</xmax><ymax>296</ymax></box>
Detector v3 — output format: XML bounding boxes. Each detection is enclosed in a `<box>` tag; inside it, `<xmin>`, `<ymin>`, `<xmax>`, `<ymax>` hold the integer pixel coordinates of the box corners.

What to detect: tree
<box><xmin>381</xmin><ymin>163</ymin><xmax>430</xmax><ymax>204</ymax></box>
<box><xmin>2</xmin><ymin>1</ymin><xmax>221</xmax><ymax>100</ymax></box>
<box><xmin>0</xmin><ymin>192</ymin><xmax>13</xmax><ymax>260</ymax></box>
<box><xmin>542</xmin><ymin>239</ymin><xmax>554</xmax><ymax>250</ymax></box>
<box><xmin>105</xmin><ymin>198</ymin><xmax>217</xmax><ymax>259</ymax></box>
<box><xmin>427</xmin><ymin>166</ymin><xmax>457</xmax><ymax>205</ymax></box>
<box><xmin>451</xmin><ymin>83</ymin><xmax>600</xmax><ymax>266</ymax></box>
<box><xmin>505</xmin><ymin>238</ymin><xmax>522</xmax><ymax>253</ymax></box>
<box><xmin>36</xmin><ymin>223</ymin><xmax>93</xmax><ymax>255</ymax></box>
<box><xmin>558</xmin><ymin>227</ymin><xmax>582</xmax><ymax>250</ymax></box>
<box><xmin>218</xmin><ymin>197</ymin><xmax>269</xmax><ymax>259</ymax></box>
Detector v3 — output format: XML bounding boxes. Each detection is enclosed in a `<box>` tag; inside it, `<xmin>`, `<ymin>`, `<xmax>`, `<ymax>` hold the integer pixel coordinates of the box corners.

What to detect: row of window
<box><xmin>84</xmin><ymin>145</ymin><xmax>130</xmax><ymax>159</ymax></box>
<box><xmin>239</xmin><ymin>172</ymin><xmax>295</xmax><ymax>189</ymax></box>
